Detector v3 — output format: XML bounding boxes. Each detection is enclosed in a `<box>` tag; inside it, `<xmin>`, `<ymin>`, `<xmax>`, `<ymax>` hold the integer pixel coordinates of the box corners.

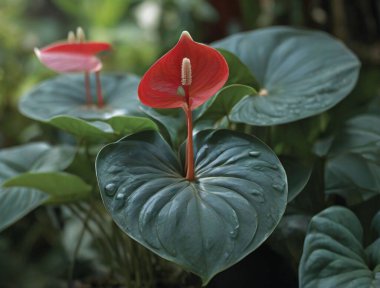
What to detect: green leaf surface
<box><xmin>0</xmin><ymin>143</ymin><xmax>75</xmax><ymax>182</ymax></box>
<box><xmin>195</xmin><ymin>84</ymin><xmax>256</xmax><ymax>131</ymax></box>
<box><xmin>0</xmin><ymin>187</ymin><xmax>49</xmax><ymax>232</ymax></box>
<box><xmin>96</xmin><ymin>129</ymin><xmax>287</xmax><ymax>284</ymax></box>
<box><xmin>3</xmin><ymin>172</ymin><xmax>92</xmax><ymax>204</ymax></box>
<box><xmin>48</xmin><ymin>115</ymin><xmax>158</xmax><ymax>141</ymax></box>
<box><xmin>282</xmin><ymin>158</ymin><xmax>312</xmax><ymax>202</ymax></box>
<box><xmin>325</xmin><ymin>152</ymin><xmax>380</xmax><ymax>205</ymax></box>
<box><xmin>213</xmin><ymin>26</ymin><xmax>360</xmax><ymax>125</ymax></box>
<box><xmin>325</xmin><ymin>114</ymin><xmax>380</xmax><ymax>156</ymax></box>
<box><xmin>217</xmin><ymin>49</ymin><xmax>260</xmax><ymax>88</ymax></box>
<box><xmin>299</xmin><ymin>206</ymin><xmax>380</xmax><ymax>288</ymax></box>
<box><xmin>19</xmin><ymin>73</ymin><xmax>143</xmax><ymax>121</ymax></box>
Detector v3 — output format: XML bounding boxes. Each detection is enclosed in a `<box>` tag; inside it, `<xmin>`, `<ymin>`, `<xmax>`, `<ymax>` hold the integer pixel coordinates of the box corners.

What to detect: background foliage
<box><xmin>1</xmin><ymin>0</ymin><xmax>380</xmax><ymax>287</ymax></box>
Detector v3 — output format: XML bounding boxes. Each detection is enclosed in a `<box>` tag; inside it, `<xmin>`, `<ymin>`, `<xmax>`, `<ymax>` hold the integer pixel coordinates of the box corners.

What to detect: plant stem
<box><xmin>95</xmin><ymin>71</ymin><xmax>104</xmax><ymax>108</ymax></box>
<box><xmin>84</xmin><ymin>72</ymin><xmax>92</xmax><ymax>105</ymax></box>
<box><xmin>183</xmin><ymin>86</ymin><xmax>194</xmax><ymax>180</ymax></box>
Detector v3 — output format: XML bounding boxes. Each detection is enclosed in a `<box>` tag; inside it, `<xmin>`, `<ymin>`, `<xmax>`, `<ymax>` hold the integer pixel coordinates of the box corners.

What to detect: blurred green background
<box><xmin>1</xmin><ymin>0</ymin><xmax>380</xmax><ymax>287</ymax></box>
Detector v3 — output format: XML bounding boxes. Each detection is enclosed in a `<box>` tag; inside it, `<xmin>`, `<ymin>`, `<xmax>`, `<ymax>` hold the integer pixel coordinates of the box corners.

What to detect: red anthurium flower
<box><xmin>138</xmin><ymin>31</ymin><xmax>229</xmax><ymax>110</ymax></box>
<box><xmin>35</xmin><ymin>28</ymin><xmax>111</xmax><ymax>73</ymax></box>
<box><xmin>138</xmin><ymin>31</ymin><xmax>229</xmax><ymax>181</ymax></box>
<box><xmin>34</xmin><ymin>28</ymin><xmax>112</xmax><ymax>107</ymax></box>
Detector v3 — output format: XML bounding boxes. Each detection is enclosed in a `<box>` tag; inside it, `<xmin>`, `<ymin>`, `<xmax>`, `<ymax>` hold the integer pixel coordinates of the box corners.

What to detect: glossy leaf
<box><xmin>49</xmin><ymin>115</ymin><xmax>158</xmax><ymax>141</ymax></box>
<box><xmin>299</xmin><ymin>206</ymin><xmax>380</xmax><ymax>288</ymax></box>
<box><xmin>325</xmin><ymin>152</ymin><xmax>380</xmax><ymax>205</ymax></box>
<box><xmin>0</xmin><ymin>187</ymin><xmax>49</xmax><ymax>232</ymax></box>
<box><xmin>96</xmin><ymin>129</ymin><xmax>287</xmax><ymax>284</ymax></box>
<box><xmin>19</xmin><ymin>74</ymin><xmax>143</xmax><ymax>121</ymax></box>
<box><xmin>213</xmin><ymin>26</ymin><xmax>360</xmax><ymax>125</ymax></box>
<box><xmin>3</xmin><ymin>172</ymin><xmax>92</xmax><ymax>204</ymax></box>
<box><xmin>138</xmin><ymin>31</ymin><xmax>229</xmax><ymax>110</ymax></box>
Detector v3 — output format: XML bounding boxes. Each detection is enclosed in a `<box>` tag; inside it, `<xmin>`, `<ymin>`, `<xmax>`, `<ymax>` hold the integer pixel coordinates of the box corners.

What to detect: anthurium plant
<box><xmin>2</xmin><ymin>25</ymin><xmax>378</xmax><ymax>288</ymax></box>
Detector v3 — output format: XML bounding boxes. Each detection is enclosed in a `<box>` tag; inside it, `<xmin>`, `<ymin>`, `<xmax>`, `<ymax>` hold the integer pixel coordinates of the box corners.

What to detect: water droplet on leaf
<box><xmin>104</xmin><ymin>183</ymin><xmax>116</xmax><ymax>196</ymax></box>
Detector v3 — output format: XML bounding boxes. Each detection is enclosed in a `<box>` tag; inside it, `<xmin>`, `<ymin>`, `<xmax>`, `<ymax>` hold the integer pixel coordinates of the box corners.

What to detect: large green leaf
<box><xmin>213</xmin><ymin>26</ymin><xmax>360</xmax><ymax>126</ymax></box>
<box><xmin>325</xmin><ymin>152</ymin><xmax>380</xmax><ymax>205</ymax></box>
<box><xmin>96</xmin><ymin>129</ymin><xmax>287</xmax><ymax>284</ymax></box>
<box><xmin>0</xmin><ymin>187</ymin><xmax>49</xmax><ymax>232</ymax></box>
<box><xmin>3</xmin><ymin>172</ymin><xmax>92</xmax><ymax>204</ymax></box>
<box><xmin>299</xmin><ymin>206</ymin><xmax>380</xmax><ymax>288</ymax></box>
<box><xmin>19</xmin><ymin>73</ymin><xmax>143</xmax><ymax>121</ymax></box>
<box><xmin>48</xmin><ymin>115</ymin><xmax>158</xmax><ymax>141</ymax></box>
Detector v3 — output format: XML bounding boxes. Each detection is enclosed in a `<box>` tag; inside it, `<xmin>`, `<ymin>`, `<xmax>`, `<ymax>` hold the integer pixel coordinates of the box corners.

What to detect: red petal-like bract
<box><xmin>35</xmin><ymin>42</ymin><xmax>111</xmax><ymax>73</ymax></box>
<box><xmin>138</xmin><ymin>32</ymin><xmax>229</xmax><ymax>110</ymax></box>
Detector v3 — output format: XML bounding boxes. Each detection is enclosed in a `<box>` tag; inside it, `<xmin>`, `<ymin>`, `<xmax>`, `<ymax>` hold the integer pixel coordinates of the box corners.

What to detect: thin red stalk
<box><xmin>183</xmin><ymin>86</ymin><xmax>194</xmax><ymax>180</ymax></box>
<box><xmin>84</xmin><ymin>72</ymin><xmax>92</xmax><ymax>105</ymax></box>
<box><xmin>95</xmin><ymin>71</ymin><xmax>104</xmax><ymax>108</ymax></box>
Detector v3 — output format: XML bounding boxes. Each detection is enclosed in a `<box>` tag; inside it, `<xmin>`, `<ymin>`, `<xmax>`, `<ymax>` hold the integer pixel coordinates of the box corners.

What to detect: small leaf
<box><xmin>48</xmin><ymin>115</ymin><xmax>158</xmax><ymax>141</ymax></box>
<box><xmin>217</xmin><ymin>49</ymin><xmax>260</xmax><ymax>88</ymax></box>
<box><xmin>96</xmin><ymin>129</ymin><xmax>287</xmax><ymax>284</ymax></box>
<box><xmin>213</xmin><ymin>26</ymin><xmax>360</xmax><ymax>125</ymax></box>
<box><xmin>0</xmin><ymin>187</ymin><xmax>49</xmax><ymax>232</ymax></box>
<box><xmin>195</xmin><ymin>84</ymin><xmax>256</xmax><ymax>131</ymax></box>
<box><xmin>3</xmin><ymin>172</ymin><xmax>92</xmax><ymax>204</ymax></box>
<box><xmin>299</xmin><ymin>206</ymin><xmax>380</xmax><ymax>288</ymax></box>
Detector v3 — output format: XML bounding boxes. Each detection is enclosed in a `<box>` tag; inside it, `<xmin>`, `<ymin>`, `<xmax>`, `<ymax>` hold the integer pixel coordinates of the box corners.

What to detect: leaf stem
<box><xmin>183</xmin><ymin>86</ymin><xmax>194</xmax><ymax>181</ymax></box>
<box><xmin>95</xmin><ymin>71</ymin><xmax>104</xmax><ymax>108</ymax></box>
<box><xmin>84</xmin><ymin>72</ymin><xmax>92</xmax><ymax>105</ymax></box>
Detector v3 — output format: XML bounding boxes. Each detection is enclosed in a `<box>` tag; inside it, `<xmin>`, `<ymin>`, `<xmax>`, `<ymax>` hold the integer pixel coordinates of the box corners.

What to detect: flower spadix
<box><xmin>35</xmin><ymin>27</ymin><xmax>111</xmax><ymax>73</ymax></box>
<box><xmin>138</xmin><ymin>31</ymin><xmax>229</xmax><ymax>110</ymax></box>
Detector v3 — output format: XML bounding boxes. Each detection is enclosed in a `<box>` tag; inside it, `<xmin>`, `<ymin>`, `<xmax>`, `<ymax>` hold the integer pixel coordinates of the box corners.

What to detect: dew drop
<box><xmin>112</xmin><ymin>193</ymin><xmax>126</xmax><ymax>211</ymax></box>
<box><xmin>249</xmin><ymin>151</ymin><xmax>261</xmax><ymax>157</ymax></box>
<box><xmin>104</xmin><ymin>183</ymin><xmax>116</xmax><ymax>196</ymax></box>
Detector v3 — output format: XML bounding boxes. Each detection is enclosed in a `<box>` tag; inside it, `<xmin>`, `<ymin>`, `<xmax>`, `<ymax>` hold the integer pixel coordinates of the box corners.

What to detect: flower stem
<box><xmin>84</xmin><ymin>72</ymin><xmax>92</xmax><ymax>105</ymax></box>
<box><xmin>183</xmin><ymin>86</ymin><xmax>194</xmax><ymax>180</ymax></box>
<box><xmin>95</xmin><ymin>71</ymin><xmax>104</xmax><ymax>108</ymax></box>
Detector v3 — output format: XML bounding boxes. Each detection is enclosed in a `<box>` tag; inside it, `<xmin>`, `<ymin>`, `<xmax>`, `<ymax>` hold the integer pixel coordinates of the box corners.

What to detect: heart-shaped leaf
<box><xmin>19</xmin><ymin>73</ymin><xmax>143</xmax><ymax>121</ymax></box>
<box><xmin>48</xmin><ymin>115</ymin><xmax>158</xmax><ymax>141</ymax></box>
<box><xmin>96</xmin><ymin>129</ymin><xmax>287</xmax><ymax>284</ymax></box>
<box><xmin>0</xmin><ymin>187</ymin><xmax>48</xmax><ymax>232</ymax></box>
<box><xmin>213</xmin><ymin>26</ymin><xmax>360</xmax><ymax>125</ymax></box>
<box><xmin>299</xmin><ymin>206</ymin><xmax>380</xmax><ymax>288</ymax></box>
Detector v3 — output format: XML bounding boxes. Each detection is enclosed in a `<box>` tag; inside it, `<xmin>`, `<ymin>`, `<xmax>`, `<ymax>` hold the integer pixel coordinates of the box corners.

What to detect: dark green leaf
<box><xmin>3</xmin><ymin>172</ymin><xmax>92</xmax><ymax>204</ymax></box>
<box><xmin>96</xmin><ymin>129</ymin><xmax>287</xmax><ymax>284</ymax></box>
<box><xmin>19</xmin><ymin>73</ymin><xmax>143</xmax><ymax>121</ymax></box>
<box><xmin>299</xmin><ymin>206</ymin><xmax>380</xmax><ymax>288</ymax></box>
<box><xmin>0</xmin><ymin>187</ymin><xmax>48</xmax><ymax>232</ymax></box>
<box><xmin>213</xmin><ymin>26</ymin><xmax>360</xmax><ymax>125</ymax></box>
<box><xmin>325</xmin><ymin>152</ymin><xmax>380</xmax><ymax>205</ymax></box>
<box><xmin>282</xmin><ymin>158</ymin><xmax>312</xmax><ymax>202</ymax></box>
